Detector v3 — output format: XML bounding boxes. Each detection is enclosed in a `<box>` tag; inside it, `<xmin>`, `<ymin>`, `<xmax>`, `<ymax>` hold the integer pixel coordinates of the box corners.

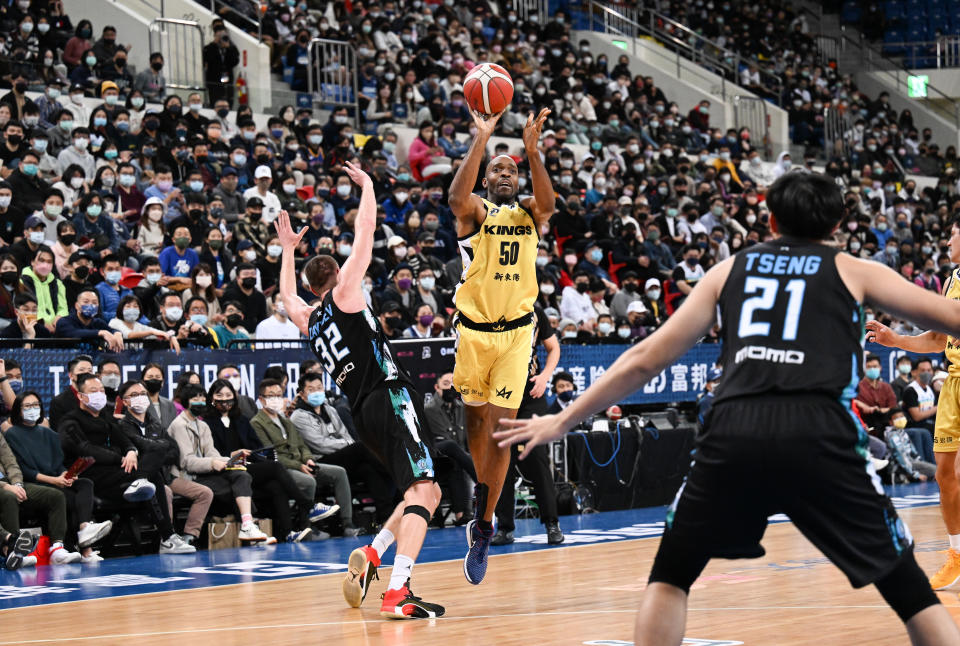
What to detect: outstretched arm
<box><xmin>275</xmin><ymin>210</ymin><xmax>312</xmax><ymax>336</ymax></box>
<box><xmin>495</xmin><ymin>257</ymin><xmax>734</xmax><ymax>458</ymax></box>
<box><xmin>448</xmin><ymin>110</ymin><xmax>501</xmax><ymax>234</ymax></box>
<box><xmin>521</xmin><ymin>108</ymin><xmax>556</xmax><ymax>228</ymax></box>
<box><xmin>332</xmin><ymin>161</ymin><xmax>374</xmax><ymax>314</ymax></box>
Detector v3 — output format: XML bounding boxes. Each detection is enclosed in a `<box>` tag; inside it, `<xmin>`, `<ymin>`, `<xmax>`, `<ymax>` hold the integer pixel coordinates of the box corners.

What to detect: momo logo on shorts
<box><xmin>483</xmin><ymin>224</ymin><xmax>533</xmax><ymax>236</ymax></box>
<box><xmin>495</xmin><ymin>386</ymin><xmax>513</xmax><ymax>400</ymax></box>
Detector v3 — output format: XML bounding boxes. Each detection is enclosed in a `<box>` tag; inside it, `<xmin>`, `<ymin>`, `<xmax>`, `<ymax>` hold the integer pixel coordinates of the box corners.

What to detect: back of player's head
<box><xmin>766</xmin><ymin>172</ymin><xmax>843</xmax><ymax>240</ymax></box>
<box><xmin>304</xmin><ymin>254</ymin><xmax>340</xmax><ymax>295</ymax></box>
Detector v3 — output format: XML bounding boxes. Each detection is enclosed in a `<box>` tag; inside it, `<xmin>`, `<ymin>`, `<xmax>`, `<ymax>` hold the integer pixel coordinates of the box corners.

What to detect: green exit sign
<box><xmin>908</xmin><ymin>75</ymin><xmax>929</xmax><ymax>98</ymax></box>
<box><xmin>612</xmin><ymin>40</ymin><xmax>627</xmax><ymax>50</ymax></box>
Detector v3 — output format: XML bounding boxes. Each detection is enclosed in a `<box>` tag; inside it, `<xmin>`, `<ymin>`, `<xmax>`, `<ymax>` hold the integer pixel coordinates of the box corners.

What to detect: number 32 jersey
<box><xmin>714</xmin><ymin>239</ymin><xmax>864</xmax><ymax>405</ymax></box>
<box><xmin>454</xmin><ymin>198</ymin><xmax>539</xmax><ymax>324</ymax></box>
<box><xmin>308</xmin><ymin>293</ymin><xmax>411</xmax><ymax>409</ymax></box>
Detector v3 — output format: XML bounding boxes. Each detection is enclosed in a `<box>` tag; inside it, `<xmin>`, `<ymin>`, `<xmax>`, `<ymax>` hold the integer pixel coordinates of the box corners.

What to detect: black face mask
<box><xmin>576</xmin><ymin>282</ymin><xmax>589</xmax><ymax>293</ymax></box>
<box><xmin>74</xmin><ymin>265</ymin><xmax>90</xmax><ymax>280</ymax></box>
<box><xmin>151</xmin><ymin>61</ymin><xmax>163</xmax><ymax>72</ymax></box>
<box><xmin>216</xmin><ymin>108</ymin><xmax>229</xmax><ymax>118</ymax></box>
<box><xmin>143</xmin><ymin>378</ymin><xmax>163</xmax><ymax>394</ymax></box>
<box><xmin>60</xmin><ymin>234</ymin><xmax>76</xmax><ymax>246</ymax></box>
<box><xmin>226</xmin><ymin>313</ymin><xmax>243</xmax><ymax>327</ymax></box>
<box><xmin>240</xmin><ymin>277</ymin><xmax>256</xmax><ymax>290</ymax></box>
<box><xmin>256</xmin><ymin>154</ymin><xmax>271</xmax><ymax>164</ymax></box>
<box><xmin>622</xmin><ymin>282</ymin><xmax>637</xmax><ymax>293</ymax></box>
<box><xmin>384</xmin><ymin>315</ymin><xmax>403</xmax><ymax>329</ymax></box>
<box><xmin>14</xmin><ymin>81</ymin><xmax>26</xmax><ymax>94</ymax></box>
<box><xmin>188</xmin><ymin>401</ymin><xmax>206</xmax><ymax>416</ymax></box>
<box><xmin>188</xmin><ymin>208</ymin><xmax>204</xmax><ymax>219</ymax></box>
<box><xmin>6</xmin><ymin>134</ymin><xmax>21</xmax><ymax>146</ymax></box>
<box><xmin>144</xmin><ymin>119</ymin><xmax>159</xmax><ymax>130</ymax></box>
<box><xmin>168</xmin><ymin>104</ymin><xmax>182</xmax><ymax>115</ymax></box>
<box><xmin>557</xmin><ymin>390</ymin><xmax>575</xmax><ymax>402</ymax></box>
<box><xmin>214</xmin><ymin>398</ymin><xmax>234</xmax><ymax>413</ymax></box>
<box><xmin>248</xmin><ymin>210</ymin><xmax>262</xmax><ymax>221</ymax></box>
<box><xmin>0</xmin><ymin>270</ymin><xmax>18</xmax><ymax>287</ymax></box>
<box><xmin>441</xmin><ymin>387</ymin><xmax>458</xmax><ymax>402</ymax></box>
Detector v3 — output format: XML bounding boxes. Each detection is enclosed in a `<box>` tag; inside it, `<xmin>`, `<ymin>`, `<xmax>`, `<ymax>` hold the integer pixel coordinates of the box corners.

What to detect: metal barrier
<box><xmin>938</xmin><ymin>36</ymin><xmax>960</xmax><ymax>68</ymax></box>
<box><xmin>815</xmin><ymin>35</ymin><xmax>841</xmax><ymax>65</ymax></box>
<box><xmin>823</xmin><ymin>105</ymin><xmax>855</xmax><ymax>159</ymax></box>
<box><xmin>733</xmin><ymin>96</ymin><xmax>772</xmax><ymax>159</ymax></box>
<box><xmin>148</xmin><ymin>18</ymin><xmax>206</xmax><ymax>99</ymax></box>
<box><xmin>511</xmin><ymin>0</ymin><xmax>548</xmax><ymax>25</ymax></box>
<box><xmin>306</xmin><ymin>38</ymin><xmax>360</xmax><ymax>127</ymax></box>
<box><xmin>197</xmin><ymin>0</ymin><xmax>264</xmax><ymax>42</ymax></box>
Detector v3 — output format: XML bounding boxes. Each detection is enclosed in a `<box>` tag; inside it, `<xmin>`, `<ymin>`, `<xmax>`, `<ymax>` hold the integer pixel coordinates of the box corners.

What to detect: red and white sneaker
<box><xmin>342</xmin><ymin>545</ymin><xmax>380</xmax><ymax>608</ymax></box>
<box><xmin>379</xmin><ymin>579</ymin><xmax>445</xmax><ymax>619</ymax></box>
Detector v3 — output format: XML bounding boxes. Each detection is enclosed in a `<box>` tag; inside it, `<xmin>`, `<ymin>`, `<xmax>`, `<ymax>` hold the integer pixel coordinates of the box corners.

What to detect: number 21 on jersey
<box><xmin>738</xmin><ymin>277</ymin><xmax>807</xmax><ymax>340</ymax></box>
<box><xmin>313</xmin><ymin>322</ymin><xmax>349</xmax><ymax>371</ymax></box>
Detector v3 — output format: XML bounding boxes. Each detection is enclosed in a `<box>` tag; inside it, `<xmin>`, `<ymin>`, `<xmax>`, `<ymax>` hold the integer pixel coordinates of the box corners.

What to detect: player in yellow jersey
<box><xmin>448</xmin><ymin>106</ymin><xmax>554</xmax><ymax>585</ymax></box>
<box><xmin>867</xmin><ymin>218</ymin><xmax>960</xmax><ymax>593</ymax></box>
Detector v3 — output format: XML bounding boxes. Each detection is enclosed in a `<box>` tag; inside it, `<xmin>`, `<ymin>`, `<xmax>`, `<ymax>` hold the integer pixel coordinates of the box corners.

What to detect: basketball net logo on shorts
<box><xmin>495</xmin><ymin>386</ymin><xmax>513</xmax><ymax>400</ymax></box>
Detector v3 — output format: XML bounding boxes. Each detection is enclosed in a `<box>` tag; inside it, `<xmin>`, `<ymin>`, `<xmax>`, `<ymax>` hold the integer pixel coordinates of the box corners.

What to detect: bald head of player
<box><xmin>482</xmin><ymin>154</ymin><xmax>519</xmax><ymax>205</ymax></box>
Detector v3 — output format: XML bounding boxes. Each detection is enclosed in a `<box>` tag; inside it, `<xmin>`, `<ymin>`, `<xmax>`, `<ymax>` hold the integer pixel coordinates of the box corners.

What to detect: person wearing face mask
<box><xmin>0</xmin><ymin>181</ymin><xmax>23</xmax><ymax>248</ymax></box>
<box><xmin>382</xmin><ymin>182</ymin><xmax>415</xmax><ymax>227</ymax></box>
<box><xmin>4</xmin><ymin>390</ymin><xmax>115</xmax><ymax>565</ymax></box>
<box><xmin>202</xmin><ymin>25</ymin><xmax>240</xmax><ymax>106</ymax></box>
<box><xmin>55</xmin><ymin>286</ymin><xmax>124</xmax><ymax>350</ymax></box>
<box><xmin>853</xmin><ymin>353</ymin><xmax>898</xmax><ymax>434</ymax></box>
<box><xmin>107</xmin><ymin>294</ymin><xmax>180</xmax><ymax>351</ymax></box>
<box><xmin>609</xmin><ymin>270</ymin><xmax>643</xmax><ymax>321</ymax></box>
<box><xmin>222</xmin><ymin>263</ymin><xmax>268</xmax><ymax>330</ymax></box>
<box><xmin>895</xmin><ymin>357</ymin><xmax>939</xmax><ymax>440</ymax></box>
<box><xmin>242</xmin><ymin>166</ymin><xmax>282</xmax><ymax>224</ymax></box>
<box><xmin>255</xmin><ymin>290</ymin><xmax>302</xmax><ymax>347</ymax></box>
<box><xmin>380</xmin><ymin>264</ymin><xmax>420</xmax><ymax>316</ymax></box>
<box><xmin>290</xmin><ymin>372</ymin><xmax>390</xmax><ymax>533</ymax></box>
<box><xmin>7</xmin><ymin>151</ymin><xmax>48</xmax><ymax>216</ymax></box>
<box><xmin>60</xmin><ymin>373</ymin><xmax>195</xmax><ymax>554</ymax></box>
<box><xmin>560</xmin><ymin>271</ymin><xmax>598</xmax><ymax>329</ymax></box>
<box><xmin>377</xmin><ymin>301</ymin><xmax>407</xmax><ymax>341</ymax></box>
<box><xmin>402</xmin><ymin>302</ymin><xmax>438</xmax><ymax>339</ymax></box>
<box><xmin>250</xmin><ymin>378</ymin><xmax>323</xmax><ymax>503</ymax></box>
<box><xmin>640</xmin><ymin>277</ymin><xmax>668</xmax><ymax>329</ymax></box>
<box><xmin>93</xmin><ymin>254</ymin><xmax>131</xmax><ymax>324</ymax></box>
<box><xmin>20</xmin><ymin>245</ymin><xmax>69</xmax><ymax>334</ymax></box>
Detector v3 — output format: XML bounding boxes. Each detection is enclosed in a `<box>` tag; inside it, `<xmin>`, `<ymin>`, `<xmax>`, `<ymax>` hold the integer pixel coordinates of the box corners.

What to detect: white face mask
<box><xmin>540</xmin><ymin>283</ymin><xmax>555</xmax><ymax>295</ymax></box>
<box><xmin>393</xmin><ymin>246</ymin><xmax>407</xmax><ymax>259</ymax></box>
<box><xmin>263</xmin><ymin>396</ymin><xmax>285</xmax><ymax>413</ymax></box>
<box><xmin>84</xmin><ymin>391</ymin><xmax>107</xmax><ymax>412</ymax></box>
<box><xmin>128</xmin><ymin>395</ymin><xmax>151</xmax><ymax>414</ymax></box>
<box><xmin>244</xmin><ymin>250</ymin><xmax>257</xmax><ymax>262</ymax></box>
<box><xmin>228</xmin><ymin>377</ymin><xmax>242</xmax><ymax>392</ymax></box>
<box><xmin>22</xmin><ymin>406</ymin><xmax>41</xmax><ymax>423</ymax></box>
<box><xmin>195</xmin><ymin>274</ymin><xmax>212</xmax><ymax>288</ymax></box>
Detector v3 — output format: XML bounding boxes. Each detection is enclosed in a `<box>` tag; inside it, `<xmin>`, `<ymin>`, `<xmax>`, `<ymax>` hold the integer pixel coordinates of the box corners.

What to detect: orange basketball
<box><xmin>463</xmin><ymin>63</ymin><xmax>514</xmax><ymax>115</ymax></box>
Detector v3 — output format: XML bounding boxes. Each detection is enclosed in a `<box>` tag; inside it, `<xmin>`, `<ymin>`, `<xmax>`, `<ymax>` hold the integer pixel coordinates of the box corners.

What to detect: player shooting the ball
<box><xmin>448</xmin><ymin>106</ymin><xmax>555</xmax><ymax>584</ymax></box>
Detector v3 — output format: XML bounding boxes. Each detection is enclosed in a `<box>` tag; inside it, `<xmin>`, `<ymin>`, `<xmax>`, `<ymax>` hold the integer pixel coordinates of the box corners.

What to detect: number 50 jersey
<box><xmin>714</xmin><ymin>239</ymin><xmax>865</xmax><ymax>406</ymax></box>
<box><xmin>308</xmin><ymin>293</ymin><xmax>412</xmax><ymax>409</ymax></box>
<box><xmin>454</xmin><ymin>198</ymin><xmax>539</xmax><ymax>324</ymax></box>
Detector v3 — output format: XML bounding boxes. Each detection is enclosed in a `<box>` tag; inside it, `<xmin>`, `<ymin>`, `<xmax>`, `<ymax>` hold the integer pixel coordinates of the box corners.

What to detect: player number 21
<box><xmin>738</xmin><ymin>277</ymin><xmax>806</xmax><ymax>341</ymax></box>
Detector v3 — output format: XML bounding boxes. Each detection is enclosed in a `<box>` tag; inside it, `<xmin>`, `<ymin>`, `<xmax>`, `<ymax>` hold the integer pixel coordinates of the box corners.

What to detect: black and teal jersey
<box><xmin>308</xmin><ymin>293</ymin><xmax>413</xmax><ymax>411</ymax></box>
<box><xmin>714</xmin><ymin>238</ymin><xmax>864</xmax><ymax>406</ymax></box>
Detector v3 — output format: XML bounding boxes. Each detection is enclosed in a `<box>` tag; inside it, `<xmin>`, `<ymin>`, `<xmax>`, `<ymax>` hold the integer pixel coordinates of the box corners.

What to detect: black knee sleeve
<box><xmin>648</xmin><ymin>534</ymin><xmax>711</xmax><ymax>595</ymax></box>
<box><xmin>875</xmin><ymin>552</ymin><xmax>940</xmax><ymax>623</ymax></box>
<box><xmin>403</xmin><ymin>505</ymin><xmax>432</xmax><ymax>523</ymax></box>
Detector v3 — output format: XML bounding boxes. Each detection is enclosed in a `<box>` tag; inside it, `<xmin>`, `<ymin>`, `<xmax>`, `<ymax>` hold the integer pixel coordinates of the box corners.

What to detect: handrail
<box><xmin>586</xmin><ymin>1</ymin><xmax>782</xmax><ymax>106</ymax></box>
<box><xmin>200</xmin><ymin>0</ymin><xmax>263</xmax><ymax>42</ymax></box>
<box><xmin>226</xmin><ymin>338</ymin><xmax>308</xmax><ymax>349</ymax></box>
<box><xmin>839</xmin><ymin>30</ymin><xmax>960</xmax><ymax>128</ymax></box>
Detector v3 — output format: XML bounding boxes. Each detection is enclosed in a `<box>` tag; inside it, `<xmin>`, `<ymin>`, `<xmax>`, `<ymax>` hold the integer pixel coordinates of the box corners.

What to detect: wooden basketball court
<box><xmin>0</xmin><ymin>501</ymin><xmax>957</xmax><ymax>645</ymax></box>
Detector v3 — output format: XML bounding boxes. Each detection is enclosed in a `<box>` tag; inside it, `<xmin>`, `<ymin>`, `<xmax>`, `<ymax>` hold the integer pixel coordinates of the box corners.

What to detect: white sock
<box><xmin>949</xmin><ymin>534</ymin><xmax>960</xmax><ymax>550</ymax></box>
<box><xmin>388</xmin><ymin>554</ymin><xmax>414</xmax><ymax>591</ymax></box>
<box><xmin>371</xmin><ymin>528</ymin><xmax>395</xmax><ymax>558</ymax></box>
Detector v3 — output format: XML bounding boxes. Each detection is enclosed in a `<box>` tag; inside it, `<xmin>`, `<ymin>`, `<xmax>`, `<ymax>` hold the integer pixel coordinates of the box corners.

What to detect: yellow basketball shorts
<box><xmin>934</xmin><ymin>375</ymin><xmax>960</xmax><ymax>453</ymax></box>
<box><xmin>453</xmin><ymin>321</ymin><xmax>535</xmax><ymax>410</ymax></box>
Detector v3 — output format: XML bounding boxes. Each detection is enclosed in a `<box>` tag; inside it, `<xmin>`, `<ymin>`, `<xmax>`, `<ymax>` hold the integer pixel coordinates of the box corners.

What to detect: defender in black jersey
<box><xmin>496</xmin><ymin>173</ymin><xmax>960</xmax><ymax>645</ymax></box>
<box><xmin>276</xmin><ymin>162</ymin><xmax>444</xmax><ymax>620</ymax></box>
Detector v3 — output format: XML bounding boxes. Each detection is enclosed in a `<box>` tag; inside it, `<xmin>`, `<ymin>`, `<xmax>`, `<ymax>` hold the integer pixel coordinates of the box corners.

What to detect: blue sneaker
<box><xmin>309</xmin><ymin>502</ymin><xmax>340</xmax><ymax>524</ymax></box>
<box><xmin>463</xmin><ymin>520</ymin><xmax>493</xmax><ymax>585</ymax></box>
<box><xmin>286</xmin><ymin>528</ymin><xmax>312</xmax><ymax>543</ymax></box>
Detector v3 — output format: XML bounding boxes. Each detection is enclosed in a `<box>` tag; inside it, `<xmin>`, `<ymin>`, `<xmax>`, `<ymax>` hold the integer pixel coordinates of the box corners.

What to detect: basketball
<box><xmin>463</xmin><ymin>63</ymin><xmax>514</xmax><ymax>115</ymax></box>
<box><xmin>606</xmin><ymin>405</ymin><xmax>622</xmax><ymax>421</ymax></box>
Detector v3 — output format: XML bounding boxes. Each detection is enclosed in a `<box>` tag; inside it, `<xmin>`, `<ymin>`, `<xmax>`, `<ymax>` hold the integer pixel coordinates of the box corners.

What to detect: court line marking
<box><xmin>0</xmin><ymin>502</ymin><xmax>943</xmax><ymax>614</ymax></box>
<box><xmin>5</xmin><ymin>605</ymin><xmax>957</xmax><ymax>644</ymax></box>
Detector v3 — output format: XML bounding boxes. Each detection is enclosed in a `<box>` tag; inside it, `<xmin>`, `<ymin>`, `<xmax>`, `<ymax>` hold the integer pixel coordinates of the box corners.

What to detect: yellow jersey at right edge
<box><xmin>945</xmin><ymin>267</ymin><xmax>960</xmax><ymax>376</ymax></box>
<box><xmin>454</xmin><ymin>198</ymin><xmax>539</xmax><ymax>325</ymax></box>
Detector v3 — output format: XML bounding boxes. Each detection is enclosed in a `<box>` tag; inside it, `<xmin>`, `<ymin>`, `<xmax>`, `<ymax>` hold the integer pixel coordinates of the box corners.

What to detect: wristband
<box><xmin>0</xmin><ymin>376</ymin><xmax>8</xmax><ymax>383</ymax></box>
<box><xmin>14</xmin><ymin>483</ymin><xmax>23</xmax><ymax>488</ymax></box>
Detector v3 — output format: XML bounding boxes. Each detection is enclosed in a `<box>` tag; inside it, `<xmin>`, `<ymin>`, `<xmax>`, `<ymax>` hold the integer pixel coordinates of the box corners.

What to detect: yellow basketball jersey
<box><xmin>454</xmin><ymin>198</ymin><xmax>539</xmax><ymax>324</ymax></box>
<box><xmin>945</xmin><ymin>268</ymin><xmax>960</xmax><ymax>376</ymax></box>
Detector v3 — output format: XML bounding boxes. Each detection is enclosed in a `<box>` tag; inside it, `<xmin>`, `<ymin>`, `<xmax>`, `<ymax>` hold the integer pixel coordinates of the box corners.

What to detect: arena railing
<box><xmin>306</xmin><ymin>38</ymin><xmax>361</xmax><ymax>128</ymax></box>
<box><xmin>148</xmin><ymin>18</ymin><xmax>207</xmax><ymax>103</ymax></box>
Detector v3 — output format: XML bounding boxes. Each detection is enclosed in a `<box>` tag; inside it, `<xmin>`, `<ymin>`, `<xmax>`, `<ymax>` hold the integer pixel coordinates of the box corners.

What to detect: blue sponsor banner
<box><xmin>1</xmin><ymin>341</ymin><xmax>942</xmax><ymax>407</ymax></box>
